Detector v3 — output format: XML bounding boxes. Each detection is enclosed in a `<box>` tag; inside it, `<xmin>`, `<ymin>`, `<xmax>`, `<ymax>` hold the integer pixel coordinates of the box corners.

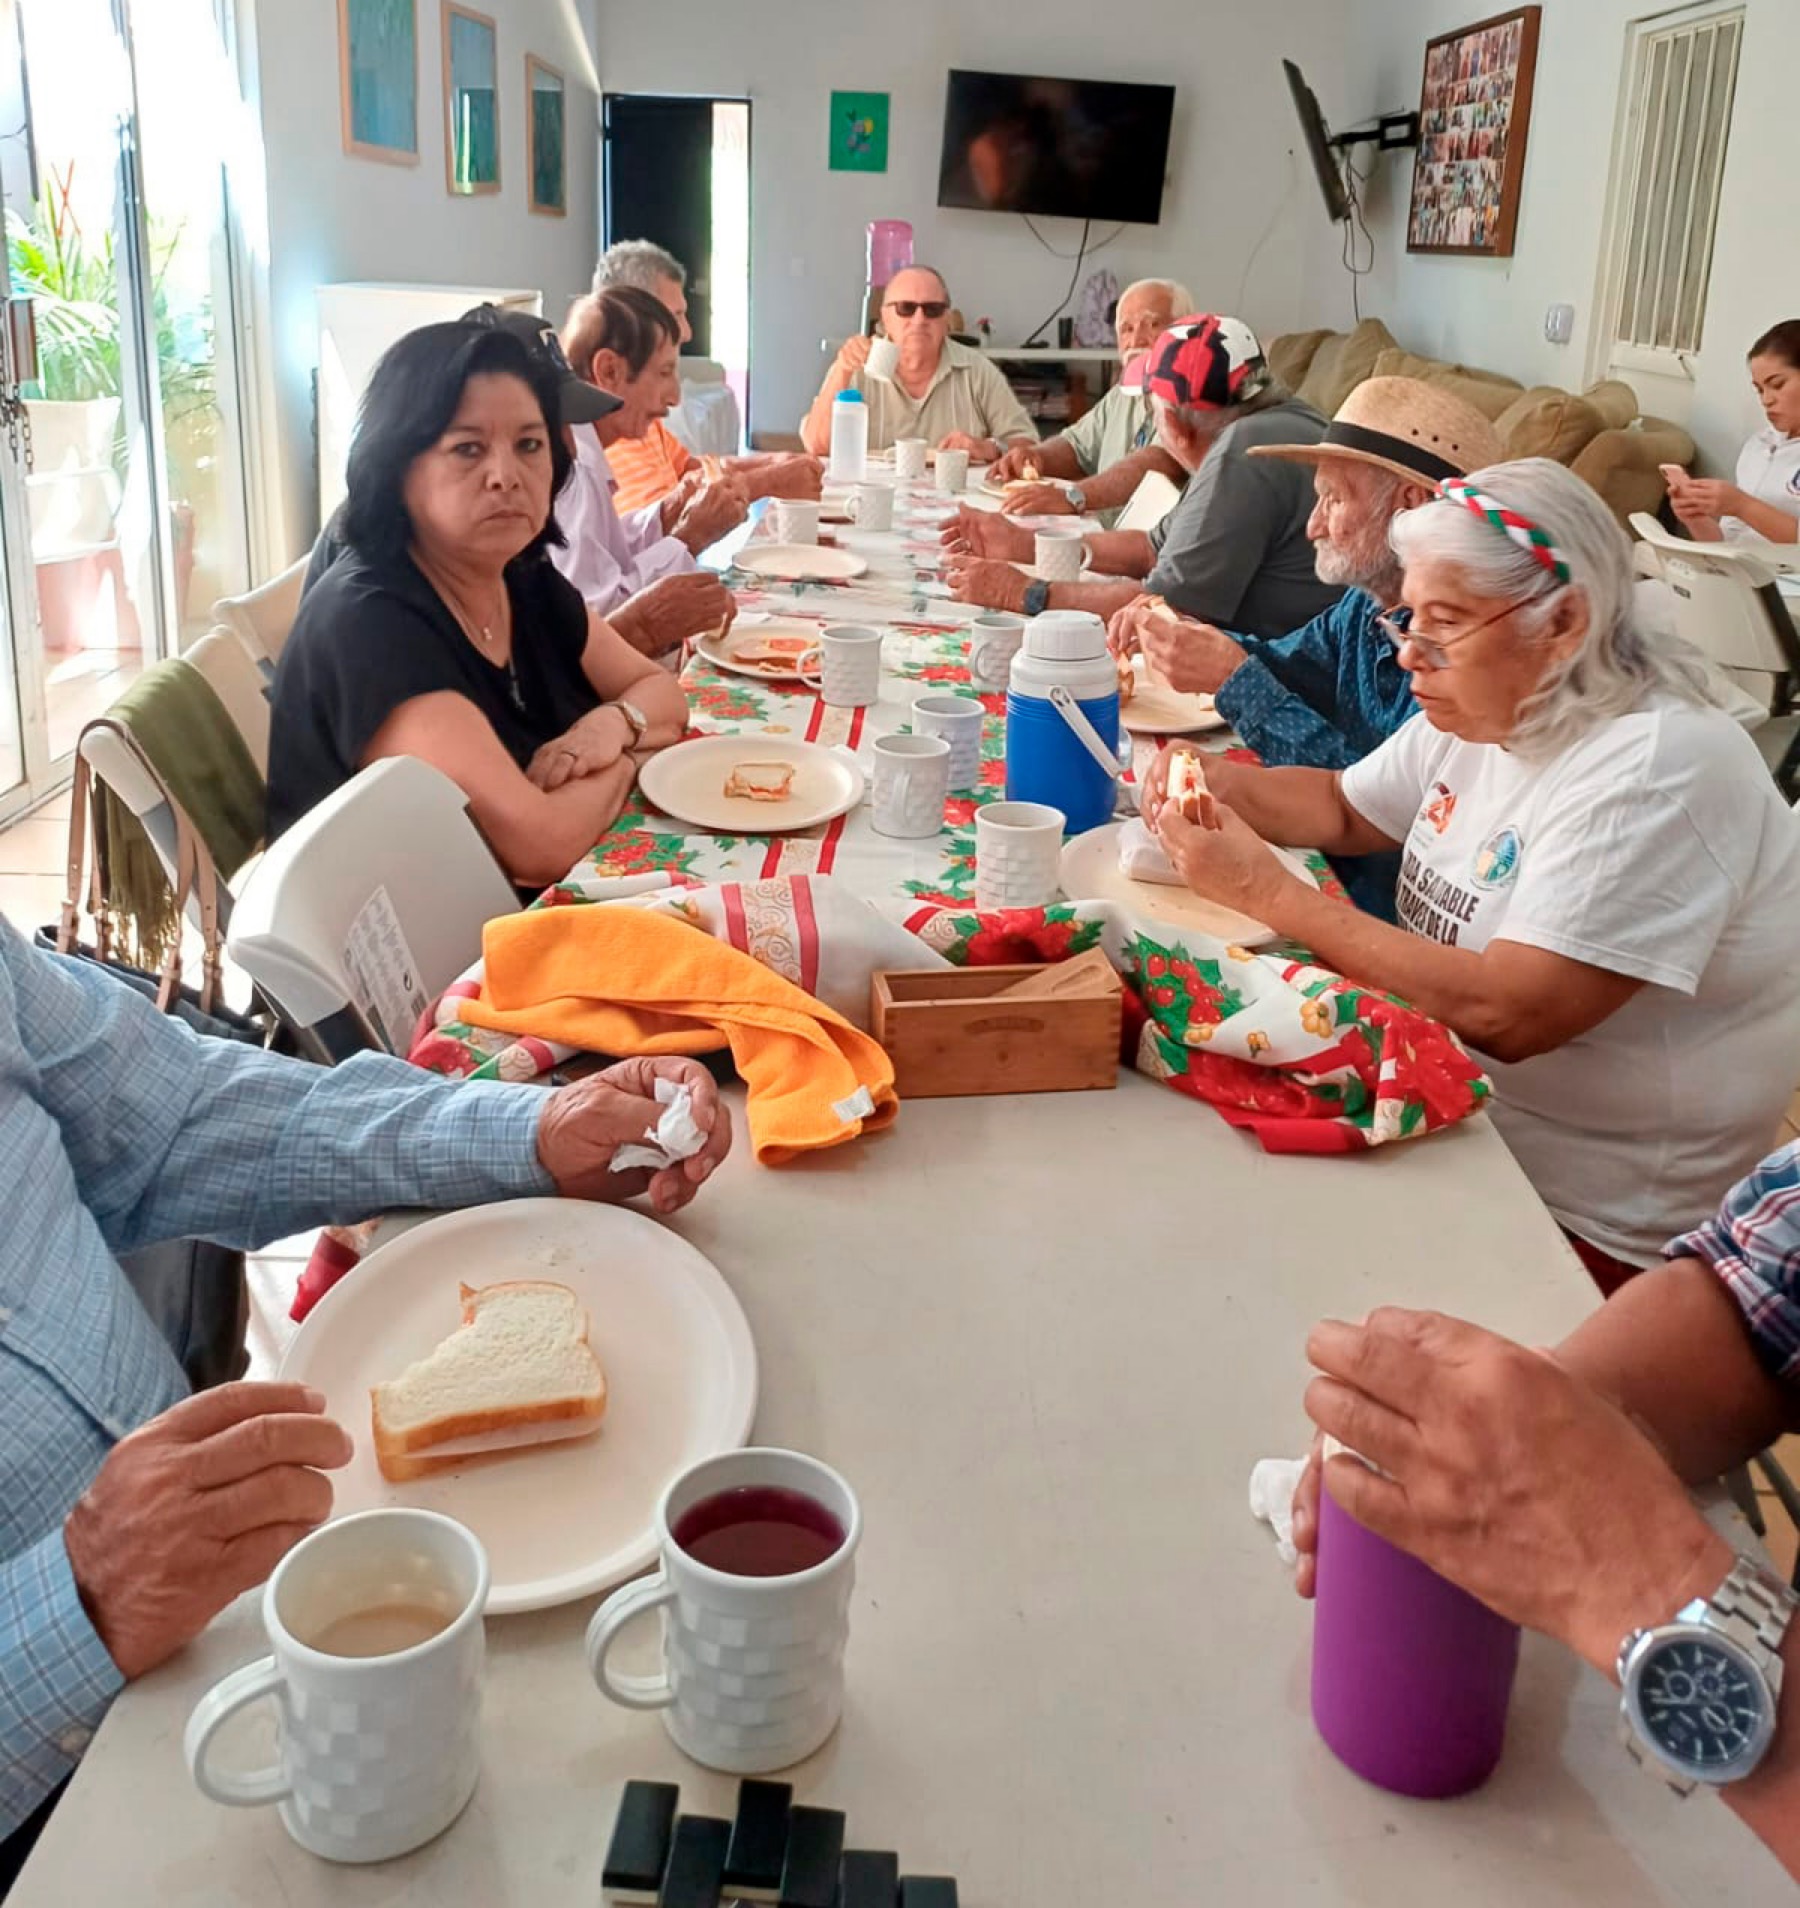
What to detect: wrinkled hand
<box><xmin>944</xmin><ymin>552</ymin><xmax>1030</xmax><ymax>613</ymax></box>
<box><xmin>1303</xmin><ymin>1309</ymin><xmax>1732</xmax><ymax>1675</ymax></box>
<box><xmin>64</xmin><ymin>1384</ymin><xmax>352</xmax><ymax>1680</ymax></box>
<box><xmin>1290</xmin><ymin>1430</ymin><xmax>1326</xmax><ymax>1598</ymax></box>
<box><xmin>1155</xmin><ymin>799</ymin><xmax>1292</xmax><ymax>917</ymax></box>
<box><xmin>989</xmin><ymin>443</ymin><xmax>1040</xmax><ymax>484</ymax></box>
<box><xmin>1106</xmin><ymin>594</ymin><xmax>1158</xmax><ymax>659</ymax></box>
<box><xmin>1141</xmin><ymin>743</ymin><xmax>1250</xmax><ymax>833</ymax></box>
<box><xmin>528</xmin><ymin>706</ymin><xmax>629</xmax><ymax>790</ymax></box>
<box><xmin>833</xmin><ymin>335</ymin><xmax>873</xmax><ymax>380</ymax></box>
<box><xmin>1000</xmin><ymin>482</ymin><xmax>1076</xmax><ymax>518</ymax></box>
<box><xmin>938</xmin><ymin>506</ymin><xmax>1032</xmax><ymax>562</ymax></box>
<box><xmin>759</xmin><ymin>455</ymin><xmax>824</xmax><ymax>502</ymax></box>
<box><xmin>616</xmin><ymin>571</ymin><xmax>737</xmax><ymax>659</ymax></box>
<box><xmin>537</xmin><ymin>1056</ymin><xmax>733</xmax><ymax>1215</ymax></box>
<box><xmin>938</xmin><ymin>431</ymin><xmax>1001</xmax><ymax>461</ymax></box>
<box><xmin>1138</xmin><ymin>608</ymin><xmax>1246</xmax><ymax>697</ymax></box>
<box><xmin>659</xmin><ymin>467</ymin><xmax>706</xmax><ymax>535</ymax></box>
<box><xmin>672</xmin><ymin>476</ymin><xmax>750</xmax><ymax>554</ymax></box>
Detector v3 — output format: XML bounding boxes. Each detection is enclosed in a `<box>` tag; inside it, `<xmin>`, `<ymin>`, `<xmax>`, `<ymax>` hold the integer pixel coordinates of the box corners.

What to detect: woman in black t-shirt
<box><xmin>269</xmin><ymin>317</ymin><xmax>689</xmax><ymax>889</ymax></box>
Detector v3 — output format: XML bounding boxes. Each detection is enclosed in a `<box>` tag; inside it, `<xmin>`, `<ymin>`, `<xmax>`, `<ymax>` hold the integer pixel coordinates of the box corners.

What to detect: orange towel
<box><xmin>459</xmin><ymin>905</ymin><xmax>897</xmax><ymax>1164</ymax></box>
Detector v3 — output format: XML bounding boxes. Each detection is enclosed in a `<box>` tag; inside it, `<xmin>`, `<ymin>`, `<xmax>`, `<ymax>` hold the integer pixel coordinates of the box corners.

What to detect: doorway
<box><xmin>0</xmin><ymin>0</ymin><xmax>253</xmax><ymax>820</ymax></box>
<box><xmin>603</xmin><ymin>94</ymin><xmax>751</xmax><ymax>443</ymax></box>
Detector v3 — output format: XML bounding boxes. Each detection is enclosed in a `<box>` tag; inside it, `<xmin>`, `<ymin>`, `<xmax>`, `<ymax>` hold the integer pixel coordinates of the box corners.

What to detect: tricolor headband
<box><xmin>1436</xmin><ymin>478</ymin><xmax>1573</xmax><ymax>586</ymax></box>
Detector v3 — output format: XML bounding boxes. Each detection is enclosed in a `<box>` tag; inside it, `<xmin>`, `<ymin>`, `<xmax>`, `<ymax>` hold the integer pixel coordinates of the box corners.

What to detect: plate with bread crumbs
<box><xmin>695</xmin><ymin>618</ymin><xmax>821</xmax><ymax>683</ymax></box>
<box><xmin>638</xmin><ymin>734</ymin><xmax>864</xmax><ymax>833</ymax></box>
<box><xmin>279</xmin><ymin>1199</ymin><xmax>757</xmax><ymax>1612</ymax></box>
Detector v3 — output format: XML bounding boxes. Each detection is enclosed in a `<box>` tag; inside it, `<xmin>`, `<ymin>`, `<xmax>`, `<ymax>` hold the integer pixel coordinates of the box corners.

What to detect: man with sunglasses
<box><xmin>800</xmin><ymin>265</ymin><xmax>1037</xmax><ymax>460</ymax></box>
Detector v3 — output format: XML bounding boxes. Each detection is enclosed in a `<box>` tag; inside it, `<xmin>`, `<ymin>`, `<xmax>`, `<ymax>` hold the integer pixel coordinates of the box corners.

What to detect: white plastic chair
<box><xmin>227</xmin><ymin>756</ymin><xmax>517</xmax><ymax>1060</ymax></box>
<box><xmin>1113</xmin><ymin>469</ymin><xmax>1183</xmax><ymax>536</ymax></box>
<box><xmin>211</xmin><ymin>554</ymin><xmax>308</xmax><ymax>667</ymax></box>
<box><xmin>1629</xmin><ymin>513</ymin><xmax>1800</xmax><ymax>681</ymax></box>
<box><xmin>183</xmin><ymin>627</ymin><xmax>271</xmax><ymax>775</ymax></box>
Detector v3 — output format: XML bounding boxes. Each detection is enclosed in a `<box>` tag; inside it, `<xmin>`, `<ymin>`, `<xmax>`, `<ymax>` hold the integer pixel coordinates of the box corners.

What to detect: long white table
<box><xmin>13</xmin><ymin>1079</ymin><xmax>1790</xmax><ymax>1903</ymax></box>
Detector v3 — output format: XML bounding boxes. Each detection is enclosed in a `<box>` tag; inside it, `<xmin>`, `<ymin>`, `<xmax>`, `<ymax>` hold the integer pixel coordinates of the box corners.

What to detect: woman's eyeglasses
<box><xmin>1376</xmin><ymin>597</ymin><xmax>1536</xmax><ymax>669</ymax></box>
<box><xmin>884</xmin><ymin>300</ymin><xmax>950</xmax><ymax>320</ymax></box>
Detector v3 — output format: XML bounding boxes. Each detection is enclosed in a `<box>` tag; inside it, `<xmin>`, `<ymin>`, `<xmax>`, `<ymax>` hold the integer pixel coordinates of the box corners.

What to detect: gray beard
<box><xmin>1316</xmin><ymin>539</ymin><xmax>1403</xmax><ymax>602</ymax></box>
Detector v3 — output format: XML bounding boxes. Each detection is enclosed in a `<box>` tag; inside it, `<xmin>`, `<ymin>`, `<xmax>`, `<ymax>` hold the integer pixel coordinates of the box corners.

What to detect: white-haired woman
<box><xmin>1144</xmin><ymin>457</ymin><xmax>1800</xmax><ymax>1289</ymax></box>
<box><xmin>946</xmin><ymin>315</ymin><xmax>1341</xmax><ymax>637</ymax></box>
<box><xmin>988</xmin><ymin>276</ymin><xmax>1196</xmax><ymax>523</ymax></box>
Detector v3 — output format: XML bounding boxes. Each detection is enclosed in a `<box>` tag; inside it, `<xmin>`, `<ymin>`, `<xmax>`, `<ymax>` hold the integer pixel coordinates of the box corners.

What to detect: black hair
<box><xmin>561</xmin><ymin>287</ymin><xmax>679</xmax><ymax>385</ymax></box>
<box><xmin>340</xmin><ymin>321</ymin><xmax>573</xmax><ymax>564</ymax></box>
<box><xmin>1749</xmin><ymin>320</ymin><xmax>1800</xmax><ymax>372</ymax></box>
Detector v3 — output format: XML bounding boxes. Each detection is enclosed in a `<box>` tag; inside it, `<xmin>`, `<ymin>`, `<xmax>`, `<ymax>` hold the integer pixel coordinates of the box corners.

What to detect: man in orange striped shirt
<box><xmin>594</xmin><ymin>241</ymin><xmax>822</xmax><ymax>513</ymax></box>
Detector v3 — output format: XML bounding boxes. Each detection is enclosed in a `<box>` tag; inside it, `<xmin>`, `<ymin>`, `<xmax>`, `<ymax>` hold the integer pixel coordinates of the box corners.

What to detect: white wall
<box><xmin>243</xmin><ymin>0</ymin><xmax>603</xmax><ymax>561</ymax></box>
<box><xmin>591</xmin><ymin>0</ymin><xmax>1355</xmax><ymax>443</ymax></box>
<box><xmin>1317</xmin><ymin>0</ymin><xmax>1799</xmax><ymax>475</ymax></box>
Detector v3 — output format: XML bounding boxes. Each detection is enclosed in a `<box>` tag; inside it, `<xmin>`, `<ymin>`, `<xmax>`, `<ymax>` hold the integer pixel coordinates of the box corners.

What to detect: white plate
<box><xmin>1058</xmin><ymin>821</ymin><xmax>1318</xmax><ymax>949</ymax></box>
<box><xmin>1121</xmin><ymin>664</ymin><xmax>1228</xmax><ymax>736</ymax></box>
<box><xmin>279</xmin><ymin>1200</ymin><xmax>757</xmax><ymax>1614</ymax></box>
<box><xmin>638</xmin><ymin>734</ymin><xmax>865</xmax><ymax>833</ymax></box>
<box><xmin>735</xmin><ymin>542</ymin><xmax>869</xmax><ymax>582</ymax></box>
<box><xmin>695</xmin><ymin>620</ymin><xmax>822</xmax><ymax>683</ymax></box>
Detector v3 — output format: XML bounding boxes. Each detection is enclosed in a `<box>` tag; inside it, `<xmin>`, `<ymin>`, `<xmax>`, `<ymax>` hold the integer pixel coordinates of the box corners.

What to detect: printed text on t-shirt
<box><xmin>1398</xmin><ymin>847</ymin><xmax>1479</xmax><ymax>945</ymax></box>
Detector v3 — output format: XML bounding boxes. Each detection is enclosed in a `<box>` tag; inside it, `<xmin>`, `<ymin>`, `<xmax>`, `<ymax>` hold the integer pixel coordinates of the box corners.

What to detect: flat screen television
<box><xmin>1283</xmin><ymin>58</ymin><xmax>1351</xmax><ymax>224</ymax></box>
<box><xmin>936</xmin><ymin>69</ymin><xmax>1175</xmax><ymax>225</ymax></box>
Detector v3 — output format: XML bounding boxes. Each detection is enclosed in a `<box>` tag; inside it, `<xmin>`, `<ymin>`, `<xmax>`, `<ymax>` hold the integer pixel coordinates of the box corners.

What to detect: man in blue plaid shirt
<box><xmin>0</xmin><ymin>921</ymin><xmax>731</xmax><ymax>1867</ymax></box>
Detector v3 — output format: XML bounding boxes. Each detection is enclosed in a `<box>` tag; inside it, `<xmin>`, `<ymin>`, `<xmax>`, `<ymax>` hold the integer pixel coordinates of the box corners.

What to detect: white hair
<box><xmin>593</xmin><ymin>239</ymin><xmax>687</xmax><ymax>296</ymax></box>
<box><xmin>1388</xmin><ymin>457</ymin><xmax>1721</xmax><ymax>760</ymax></box>
<box><xmin>1120</xmin><ymin>276</ymin><xmax>1196</xmax><ymax>319</ymax></box>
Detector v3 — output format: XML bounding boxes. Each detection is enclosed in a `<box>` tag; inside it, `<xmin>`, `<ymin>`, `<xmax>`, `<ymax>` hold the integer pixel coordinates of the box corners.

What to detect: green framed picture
<box><xmin>443</xmin><ymin>1</ymin><xmax>500</xmax><ymax>196</ymax></box>
<box><xmin>527</xmin><ymin>56</ymin><xmax>566</xmax><ymax>215</ymax></box>
<box><xmin>338</xmin><ymin>0</ymin><xmax>418</xmax><ymax>164</ymax></box>
<box><xmin>829</xmin><ymin>90</ymin><xmax>888</xmax><ymax>173</ymax></box>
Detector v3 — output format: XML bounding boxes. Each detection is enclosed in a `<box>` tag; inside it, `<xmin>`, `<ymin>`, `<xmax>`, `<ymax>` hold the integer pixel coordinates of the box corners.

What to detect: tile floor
<box><xmin>3</xmin><ymin>773</ymin><xmax>1799</xmax><ymax>1560</ymax></box>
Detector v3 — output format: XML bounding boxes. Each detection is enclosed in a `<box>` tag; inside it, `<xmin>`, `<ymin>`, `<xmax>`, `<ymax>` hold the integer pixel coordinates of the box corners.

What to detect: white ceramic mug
<box><xmin>871</xmin><ymin>732</ymin><xmax>952</xmax><ymax>837</ymax></box>
<box><xmin>976</xmin><ymin>800</ymin><xmax>1067</xmax><ymax>909</ymax></box>
<box><xmin>912</xmin><ymin>692</ymin><xmax>984</xmax><ymax>790</ymax></box>
<box><xmin>773</xmin><ymin>499</ymin><xmax>823</xmax><ymax>545</ymax></box>
<box><xmin>799</xmin><ymin>623</ymin><xmax>885</xmax><ymax>707</ymax></box>
<box><xmin>968</xmin><ymin>610</ymin><xmax>1026</xmax><ymax>691</ymax></box>
<box><xmin>586</xmin><ymin>1448</ymin><xmax>862</xmax><ymax>1776</ymax></box>
<box><xmin>864</xmin><ymin>336</ymin><xmax>901</xmax><ymax>382</ymax></box>
<box><xmin>1034</xmin><ymin>527</ymin><xmax>1086</xmax><ymax>582</ymax></box>
<box><xmin>893</xmin><ymin>437</ymin><xmax>928</xmax><ymax>481</ymax></box>
<box><xmin>935</xmin><ymin>447</ymin><xmax>971</xmax><ymax>494</ymax></box>
<box><xmin>850</xmin><ymin>484</ymin><xmax>895</xmax><ymax>532</ymax></box>
<box><xmin>184</xmin><ymin>1509</ymin><xmax>489</xmax><ymax>1865</ymax></box>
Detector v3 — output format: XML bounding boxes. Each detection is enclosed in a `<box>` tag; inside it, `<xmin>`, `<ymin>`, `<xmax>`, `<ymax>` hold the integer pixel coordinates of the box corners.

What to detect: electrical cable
<box><xmin>1021</xmin><ymin>214</ymin><xmax>1126</xmax><ymax>260</ymax></box>
<box><xmin>1021</xmin><ymin>216</ymin><xmax>1093</xmax><ymax>347</ymax></box>
<box><xmin>1237</xmin><ymin>153</ymin><xmax>1299</xmax><ymax>314</ymax></box>
<box><xmin>1339</xmin><ymin>150</ymin><xmax>1376</xmax><ymax>323</ymax></box>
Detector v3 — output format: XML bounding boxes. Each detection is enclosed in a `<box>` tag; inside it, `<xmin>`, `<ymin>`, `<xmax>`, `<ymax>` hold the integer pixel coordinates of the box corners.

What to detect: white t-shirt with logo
<box><xmin>1724</xmin><ymin>424</ymin><xmax>1800</xmax><ymax>542</ymax></box>
<box><xmin>1340</xmin><ymin>699</ymin><xmax>1800</xmax><ymax>1263</ymax></box>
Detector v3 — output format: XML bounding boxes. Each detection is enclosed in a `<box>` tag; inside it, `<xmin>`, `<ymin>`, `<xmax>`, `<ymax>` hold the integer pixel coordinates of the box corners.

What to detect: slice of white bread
<box><xmin>724</xmin><ymin>761</ymin><xmax>796</xmax><ymax>802</ymax></box>
<box><xmin>371</xmin><ymin>1280</ymin><xmax>607</xmax><ymax>1483</ymax></box>
<box><xmin>1167</xmin><ymin>753</ymin><xmax>1220</xmax><ymax>831</ymax></box>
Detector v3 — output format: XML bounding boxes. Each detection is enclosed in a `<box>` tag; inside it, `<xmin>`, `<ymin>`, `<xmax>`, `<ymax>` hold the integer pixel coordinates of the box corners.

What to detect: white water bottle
<box><xmin>828</xmin><ymin>389</ymin><xmax>868</xmax><ymax>482</ymax></box>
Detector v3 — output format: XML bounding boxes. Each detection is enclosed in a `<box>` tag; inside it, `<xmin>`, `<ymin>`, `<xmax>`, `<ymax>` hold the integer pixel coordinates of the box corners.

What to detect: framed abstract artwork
<box><xmin>338</xmin><ymin>0</ymin><xmax>418</xmax><ymax>165</ymax></box>
<box><xmin>829</xmin><ymin>91</ymin><xmax>889</xmax><ymax>173</ymax></box>
<box><xmin>443</xmin><ymin>2</ymin><xmax>500</xmax><ymax>196</ymax></box>
<box><xmin>527</xmin><ymin>56</ymin><xmax>566</xmax><ymax>216</ymax></box>
<box><xmin>1407</xmin><ymin>6</ymin><xmax>1541</xmax><ymax>256</ymax></box>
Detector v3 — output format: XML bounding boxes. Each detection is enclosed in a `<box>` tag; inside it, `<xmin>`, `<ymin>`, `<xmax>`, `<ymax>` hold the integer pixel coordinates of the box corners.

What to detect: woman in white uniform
<box><xmin>1667</xmin><ymin>318</ymin><xmax>1800</xmax><ymax>545</ymax></box>
<box><xmin>1143</xmin><ymin>458</ymin><xmax>1800</xmax><ymax>1292</ymax></box>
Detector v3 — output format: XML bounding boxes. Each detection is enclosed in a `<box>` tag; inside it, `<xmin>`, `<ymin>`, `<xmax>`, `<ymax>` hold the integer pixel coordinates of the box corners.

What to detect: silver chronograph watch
<box><xmin>1618</xmin><ymin>1554</ymin><xmax>1797</xmax><ymax>1792</ymax></box>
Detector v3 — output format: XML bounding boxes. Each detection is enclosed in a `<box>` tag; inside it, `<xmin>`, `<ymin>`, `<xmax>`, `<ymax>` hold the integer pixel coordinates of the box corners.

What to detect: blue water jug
<box><xmin>1004</xmin><ymin>610</ymin><xmax>1121</xmax><ymax>834</ymax></box>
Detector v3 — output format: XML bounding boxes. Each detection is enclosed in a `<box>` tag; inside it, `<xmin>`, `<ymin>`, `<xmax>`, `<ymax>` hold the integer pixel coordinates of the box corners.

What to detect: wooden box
<box><xmin>870</xmin><ymin>954</ymin><xmax>1122</xmax><ymax>1098</ymax></box>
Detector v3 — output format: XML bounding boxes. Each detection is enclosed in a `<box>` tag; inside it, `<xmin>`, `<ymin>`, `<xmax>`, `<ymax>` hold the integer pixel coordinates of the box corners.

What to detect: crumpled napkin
<box><xmin>1117</xmin><ymin>816</ymin><xmax>1184</xmax><ymax>887</ymax></box>
<box><xmin>1249</xmin><ymin>1456</ymin><xmax>1308</xmax><ymax>1567</ymax></box>
<box><xmin>610</xmin><ymin>1076</ymin><xmax>707</xmax><ymax>1174</ymax></box>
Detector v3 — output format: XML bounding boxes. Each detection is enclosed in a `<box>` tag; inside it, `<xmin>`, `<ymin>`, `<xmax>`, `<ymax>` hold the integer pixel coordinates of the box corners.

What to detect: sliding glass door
<box><xmin>0</xmin><ymin>0</ymin><xmax>250</xmax><ymax>816</ymax></box>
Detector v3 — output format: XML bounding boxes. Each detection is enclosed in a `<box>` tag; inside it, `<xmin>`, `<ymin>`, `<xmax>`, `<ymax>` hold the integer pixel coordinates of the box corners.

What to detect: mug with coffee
<box><xmin>586</xmin><ymin>1447</ymin><xmax>861</xmax><ymax>1775</ymax></box>
<box><xmin>184</xmin><ymin>1508</ymin><xmax>490</xmax><ymax>1864</ymax></box>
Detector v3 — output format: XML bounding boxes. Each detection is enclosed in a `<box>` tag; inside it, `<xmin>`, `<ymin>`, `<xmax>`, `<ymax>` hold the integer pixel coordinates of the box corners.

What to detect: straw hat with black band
<box><xmin>1246</xmin><ymin>375</ymin><xmax>1502</xmax><ymax>485</ymax></box>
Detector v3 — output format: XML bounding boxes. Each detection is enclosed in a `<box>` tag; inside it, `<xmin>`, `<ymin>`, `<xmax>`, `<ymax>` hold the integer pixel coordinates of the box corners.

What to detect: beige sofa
<box><xmin>1265</xmin><ymin>319</ymin><xmax>1695</xmax><ymax>528</ymax></box>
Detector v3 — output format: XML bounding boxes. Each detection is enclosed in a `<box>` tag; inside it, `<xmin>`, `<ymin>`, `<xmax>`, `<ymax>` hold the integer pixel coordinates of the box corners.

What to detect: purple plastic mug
<box><xmin>1311</xmin><ymin>1482</ymin><xmax>1522</xmax><ymax>1798</ymax></box>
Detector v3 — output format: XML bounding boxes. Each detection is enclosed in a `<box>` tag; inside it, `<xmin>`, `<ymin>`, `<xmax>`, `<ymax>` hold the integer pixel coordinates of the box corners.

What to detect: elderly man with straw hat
<box><xmin>1109</xmin><ymin>376</ymin><xmax>1502</xmax><ymax>916</ymax></box>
